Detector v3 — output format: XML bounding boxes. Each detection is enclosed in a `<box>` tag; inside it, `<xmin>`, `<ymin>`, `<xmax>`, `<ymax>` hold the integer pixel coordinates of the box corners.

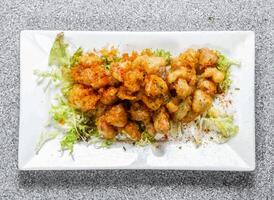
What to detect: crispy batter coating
<box><xmin>144</xmin><ymin>121</ymin><xmax>156</xmax><ymax>136</ymax></box>
<box><xmin>141</xmin><ymin>94</ymin><xmax>164</xmax><ymax>111</ymax></box>
<box><xmin>197</xmin><ymin>79</ymin><xmax>217</xmax><ymax>95</ymax></box>
<box><xmin>166</xmin><ymin>98</ymin><xmax>180</xmax><ymax>113</ymax></box>
<box><xmin>124</xmin><ymin>69</ymin><xmax>144</xmax><ymax>92</ymax></box>
<box><xmin>130</xmin><ymin>102</ymin><xmax>151</xmax><ymax>122</ymax></box>
<box><xmin>79</xmin><ymin>53</ymin><xmax>103</xmax><ymax>68</ymax></box>
<box><xmin>68</xmin><ymin>47</ymin><xmax>227</xmax><ymax>140</ymax></box>
<box><xmin>192</xmin><ymin>90</ymin><xmax>213</xmax><ymax>113</ymax></box>
<box><xmin>110</xmin><ymin>61</ymin><xmax>130</xmax><ymax>82</ymax></box>
<box><xmin>198</xmin><ymin>48</ymin><xmax>218</xmax><ymax>69</ymax></box>
<box><xmin>174</xmin><ymin>97</ymin><xmax>192</xmax><ymax>121</ymax></box>
<box><xmin>117</xmin><ymin>86</ymin><xmax>138</xmax><ymax>100</ymax></box>
<box><xmin>145</xmin><ymin>75</ymin><xmax>168</xmax><ymax>96</ymax></box>
<box><xmin>122</xmin><ymin>122</ymin><xmax>141</xmax><ymax>141</ymax></box>
<box><xmin>97</xmin><ymin>116</ymin><xmax>117</xmax><ymax>139</ymax></box>
<box><xmin>99</xmin><ymin>87</ymin><xmax>118</xmax><ymax>105</ymax></box>
<box><xmin>178</xmin><ymin>48</ymin><xmax>198</xmax><ymax>69</ymax></box>
<box><xmin>167</xmin><ymin>67</ymin><xmax>197</xmax><ymax>85</ymax></box>
<box><xmin>71</xmin><ymin>64</ymin><xmax>111</xmax><ymax>89</ymax></box>
<box><xmin>201</xmin><ymin>67</ymin><xmax>225</xmax><ymax>83</ymax></box>
<box><xmin>104</xmin><ymin>104</ymin><xmax>128</xmax><ymax>127</ymax></box>
<box><xmin>68</xmin><ymin>84</ymin><xmax>100</xmax><ymax>112</ymax></box>
<box><xmin>133</xmin><ymin>55</ymin><xmax>166</xmax><ymax>74</ymax></box>
<box><xmin>153</xmin><ymin>107</ymin><xmax>170</xmax><ymax>134</ymax></box>
<box><xmin>174</xmin><ymin>78</ymin><xmax>192</xmax><ymax>99</ymax></box>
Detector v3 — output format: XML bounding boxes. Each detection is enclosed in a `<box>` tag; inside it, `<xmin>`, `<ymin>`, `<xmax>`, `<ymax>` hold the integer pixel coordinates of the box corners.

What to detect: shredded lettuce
<box><xmin>216</xmin><ymin>53</ymin><xmax>239</xmax><ymax>92</ymax></box>
<box><xmin>203</xmin><ymin>109</ymin><xmax>238</xmax><ymax>138</ymax></box>
<box><xmin>136</xmin><ymin>131</ymin><xmax>156</xmax><ymax>146</ymax></box>
<box><xmin>153</xmin><ymin>49</ymin><xmax>171</xmax><ymax>64</ymax></box>
<box><xmin>219</xmin><ymin>71</ymin><xmax>232</xmax><ymax>92</ymax></box>
<box><xmin>50</xmin><ymin>96</ymin><xmax>102</xmax><ymax>152</ymax></box>
<box><xmin>217</xmin><ymin>54</ymin><xmax>238</xmax><ymax>72</ymax></box>
<box><xmin>35</xmin><ymin>131</ymin><xmax>59</xmax><ymax>154</ymax></box>
<box><xmin>33</xmin><ymin>69</ymin><xmax>62</xmax><ymax>82</ymax></box>
<box><xmin>48</xmin><ymin>32</ymin><xmax>70</xmax><ymax>67</ymax></box>
<box><xmin>50</xmin><ymin>96</ymin><xmax>73</xmax><ymax>124</ymax></box>
<box><xmin>61</xmin><ymin>128</ymin><xmax>78</xmax><ymax>153</ymax></box>
<box><xmin>70</xmin><ymin>48</ymin><xmax>83</xmax><ymax>67</ymax></box>
<box><xmin>100</xmin><ymin>139</ymin><xmax>114</xmax><ymax>148</ymax></box>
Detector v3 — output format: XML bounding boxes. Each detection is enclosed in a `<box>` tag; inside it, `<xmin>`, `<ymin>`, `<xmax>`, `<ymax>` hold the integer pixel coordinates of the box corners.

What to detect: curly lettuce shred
<box><xmin>48</xmin><ymin>32</ymin><xmax>70</xmax><ymax>67</ymax></box>
<box><xmin>202</xmin><ymin>108</ymin><xmax>238</xmax><ymax>138</ymax></box>
<box><xmin>70</xmin><ymin>48</ymin><xmax>83</xmax><ymax>67</ymax></box>
<box><xmin>50</xmin><ymin>96</ymin><xmax>102</xmax><ymax>153</ymax></box>
<box><xmin>60</xmin><ymin>128</ymin><xmax>78</xmax><ymax>153</ymax></box>
<box><xmin>216</xmin><ymin>53</ymin><xmax>239</xmax><ymax>92</ymax></box>
<box><xmin>136</xmin><ymin>131</ymin><xmax>156</xmax><ymax>146</ymax></box>
<box><xmin>153</xmin><ymin>49</ymin><xmax>171</xmax><ymax>64</ymax></box>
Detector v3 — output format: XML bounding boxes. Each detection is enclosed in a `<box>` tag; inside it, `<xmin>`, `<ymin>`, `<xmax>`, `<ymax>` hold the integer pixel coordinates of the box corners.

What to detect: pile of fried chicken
<box><xmin>67</xmin><ymin>48</ymin><xmax>225</xmax><ymax>141</ymax></box>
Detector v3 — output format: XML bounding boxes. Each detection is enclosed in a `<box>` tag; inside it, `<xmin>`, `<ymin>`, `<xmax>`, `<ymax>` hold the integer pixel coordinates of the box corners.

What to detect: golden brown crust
<box><xmin>68</xmin><ymin>84</ymin><xmax>100</xmax><ymax>112</ymax></box>
<box><xmin>104</xmin><ymin>104</ymin><xmax>128</xmax><ymax>128</ymax></box>
<box><xmin>67</xmin><ymin>47</ymin><xmax>225</xmax><ymax>140</ymax></box>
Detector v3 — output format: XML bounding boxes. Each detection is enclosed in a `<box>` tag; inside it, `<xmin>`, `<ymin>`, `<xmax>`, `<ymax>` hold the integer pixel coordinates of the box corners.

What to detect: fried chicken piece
<box><xmin>129</xmin><ymin>102</ymin><xmax>151</xmax><ymax>122</ymax></box>
<box><xmin>110</xmin><ymin>61</ymin><xmax>130</xmax><ymax>82</ymax></box>
<box><xmin>71</xmin><ymin>64</ymin><xmax>110</xmax><ymax>89</ymax></box>
<box><xmin>117</xmin><ymin>86</ymin><xmax>138</xmax><ymax>101</ymax></box>
<box><xmin>121</xmin><ymin>122</ymin><xmax>141</xmax><ymax>141</ymax></box>
<box><xmin>173</xmin><ymin>97</ymin><xmax>192</xmax><ymax>121</ymax></box>
<box><xmin>124</xmin><ymin>69</ymin><xmax>144</xmax><ymax>92</ymax></box>
<box><xmin>133</xmin><ymin>55</ymin><xmax>166</xmax><ymax>74</ymax></box>
<box><xmin>198</xmin><ymin>48</ymin><xmax>218</xmax><ymax>69</ymax></box>
<box><xmin>144</xmin><ymin>121</ymin><xmax>156</xmax><ymax>136</ymax></box>
<box><xmin>98</xmin><ymin>87</ymin><xmax>118</xmax><ymax>105</ymax></box>
<box><xmin>144</xmin><ymin>75</ymin><xmax>168</xmax><ymax>97</ymax></box>
<box><xmin>68</xmin><ymin>84</ymin><xmax>100</xmax><ymax>112</ymax></box>
<box><xmin>95</xmin><ymin>102</ymin><xmax>108</xmax><ymax>118</ymax></box>
<box><xmin>79</xmin><ymin>53</ymin><xmax>103</xmax><ymax>68</ymax></box>
<box><xmin>153</xmin><ymin>107</ymin><xmax>170</xmax><ymax>134</ymax></box>
<box><xmin>171</xmin><ymin>48</ymin><xmax>198</xmax><ymax>69</ymax></box>
<box><xmin>141</xmin><ymin>94</ymin><xmax>164</xmax><ymax>111</ymax></box>
<box><xmin>167</xmin><ymin>67</ymin><xmax>197</xmax><ymax>85</ymax></box>
<box><xmin>201</xmin><ymin>67</ymin><xmax>225</xmax><ymax>83</ymax></box>
<box><xmin>104</xmin><ymin>104</ymin><xmax>128</xmax><ymax>127</ymax></box>
<box><xmin>166</xmin><ymin>98</ymin><xmax>180</xmax><ymax>113</ymax></box>
<box><xmin>192</xmin><ymin>89</ymin><xmax>213</xmax><ymax>113</ymax></box>
<box><xmin>97</xmin><ymin>116</ymin><xmax>117</xmax><ymax>139</ymax></box>
<box><xmin>174</xmin><ymin>78</ymin><xmax>193</xmax><ymax>99</ymax></box>
<box><xmin>197</xmin><ymin>79</ymin><xmax>217</xmax><ymax>95</ymax></box>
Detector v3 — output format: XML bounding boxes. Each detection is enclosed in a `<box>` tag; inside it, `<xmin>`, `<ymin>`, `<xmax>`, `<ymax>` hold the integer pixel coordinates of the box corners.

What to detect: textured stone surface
<box><xmin>0</xmin><ymin>0</ymin><xmax>273</xmax><ymax>199</ymax></box>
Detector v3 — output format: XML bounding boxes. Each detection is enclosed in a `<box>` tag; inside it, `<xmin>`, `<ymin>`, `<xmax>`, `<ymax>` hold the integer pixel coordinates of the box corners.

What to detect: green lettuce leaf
<box><xmin>70</xmin><ymin>47</ymin><xmax>83</xmax><ymax>67</ymax></box>
<box><xmin>203</xmin><ymin>109</ymin><xmax>238</xmax><ymax>138</ymax></box>
<box><xmin>153</xmin><ymin>49</ymin><xmax>171</xmax><ymax>64</ymax></box>
<box><xmin>61</xmin><ymin>128</ymin><xmax>78</xmax><ymax>153</ymax></box>
<box><xmin>48</xmin><ymin>32</ymin><xmax>70</xmax><ymax>67</ymax></box>
<box><xmin>50</xmin><ymin>97</ymin><xmax>73</xmax><ymax>123</ymax></box>
<box><xmin>217</xmin><ymin>53</ymin><xmax>238</xmax><ymax>72</ymax></box>
<box><xmin>136</xmin><ymin>131</ymin><xmax>156</xmax><ymax>146</ymax></box>
<box><xmin>219</xmin><ymin>71</ymin><xmax>232</xmax><ymax>92</ymax></box>
<box><xmin>216</xmin><ymin>53</ymin><xmax>239</xmax><ymax>92</ymax></box>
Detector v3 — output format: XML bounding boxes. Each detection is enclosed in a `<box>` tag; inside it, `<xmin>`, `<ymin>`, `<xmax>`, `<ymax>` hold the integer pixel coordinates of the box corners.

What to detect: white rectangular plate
<box><xmin>19</xmin><ymin>31</ymin><xmax>255</xmax><ymax>171</ymax></box>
